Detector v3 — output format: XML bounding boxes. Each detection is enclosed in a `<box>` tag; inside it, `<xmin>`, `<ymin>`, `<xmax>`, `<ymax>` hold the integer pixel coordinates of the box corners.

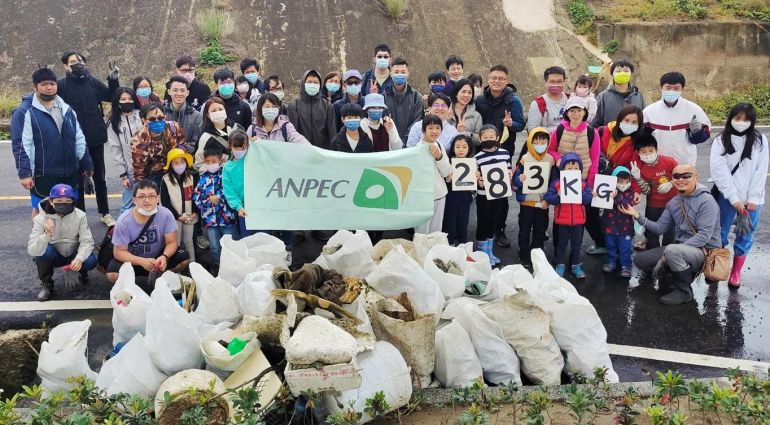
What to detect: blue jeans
<box><xmin>207</xmin><ymin>225</ymin><xmax>237</xmax><ymax>265</ymax></box>
<box><xmin>556</xmin><ymin>225</ymin><xmax>583</xmax><ymax>266</ymax></box>
<box><xmin>716</xmin><ymin>193</ymin><xmax>762</xmax><ymax>256</ymax></box>
<box><xmin>605</xmin><ymin>233</ymin><xmax>633</xmax><ymax>269</ymax></box>
<box><xmin>119</xmin><ymin>178</ymin><xmax>135</xmax><ymax>216</ymax></box>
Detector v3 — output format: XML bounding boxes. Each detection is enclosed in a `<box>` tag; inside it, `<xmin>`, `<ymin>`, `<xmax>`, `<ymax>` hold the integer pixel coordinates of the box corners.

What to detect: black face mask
<box><xmin>119</xmin><ymin>102</ymin><xmax>135</xmax><ymax>113</ymax></box>
<box><xmin>481</xmin><ymin>140</ymin><xmax>498</xmax><ymax>150</ymax></box>
<box><xmin>38</xmin><ymin>93</ymin><xmax>56</xmax><ymax>101</ymax></box>
<box><xmin>53</xmin><ymin>203</ymin><xmax>75</xmax><ymax>216</ymax></box>
<box><xmin>70</xmin><ymin>63</ymin><xmax>86</xmax><ymax>77</ymax></box>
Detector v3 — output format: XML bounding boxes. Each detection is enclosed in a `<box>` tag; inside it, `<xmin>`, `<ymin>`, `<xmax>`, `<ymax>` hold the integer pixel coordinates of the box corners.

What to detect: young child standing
<box><xmin>415</xmin><ymin>114</ymin><xmax>452</xmax><ymax>235</ymax></box>
<box><xmin>221</xmin><ymin>129</ymin><xmax>253</xmax><ymax>239</ymax></box>
<box><xmin>573</xmin><ymin>75</ymin><xmax>598</xmax><ymax>124</ymax></box>
<box><xmin>193</xmin><ymin>146</ymin><xmax>237</xmax><ymax>268</ymax></box>
<box><xmin>601</xmin><ymin>166</ymin><xmax>637</xmax><ymax>277</ymax></box>
<box><xmin>512</xmin><ymin>127</ymin><xmax>554</xmax><ymax>268</ymax></box>
<box><xmin>474</xmin><ymin>125</ymin><xmax>511</xmax><ymax>266</ymax></box>
<box><xmin>544</xmin><ymin>152</ymin><xmax>592</xmax><ymax>278</ymax></box>
<box><xmin>442</xmin><ymin>134</ymin><xmax>475</xmax><ymax>245</ymax></box>
<box><xmin>160</xmin><ymin>148</ymin><xmax>197</xmax><ymax>262</ymax></box>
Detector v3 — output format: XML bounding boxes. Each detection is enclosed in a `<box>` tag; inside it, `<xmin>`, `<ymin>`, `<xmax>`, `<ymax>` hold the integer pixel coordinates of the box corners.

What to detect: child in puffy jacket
<box><xmin>601</xmin><ymin>166</ymin><xmax>638</xmax><ymax>278</ymax></box>
<box><xmin>544</xmin><ymin>152</ymin><xmax>592</xmax><ymax>278</ymax></box>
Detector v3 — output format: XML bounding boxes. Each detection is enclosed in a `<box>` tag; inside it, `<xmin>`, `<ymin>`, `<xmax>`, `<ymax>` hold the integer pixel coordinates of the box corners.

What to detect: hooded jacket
<box><xmin>28</xmin><ymin>198</ymin><xmax>94</xmax><ymax>261</ymax></box>
<box><xmin>12</xmin><ymin>93</ymin><xmax>93</xmax><ymax>179</ymax></box>
<box><xmin>637</xmin><ymin>183</ymin><xmax>721</xmax><ymax>249</ymax></box>
<box><xmin>383</xmin><ymin>83</ymin><xmax>424</xmax><ymax>146</ymax></box>
<box><xmin>56</xmin><ymin>71</ymin><xmax>119</xmax><ymax>146</ymax></box>
<box><xmin>286</xmin><ymin>70</ymin><xmax>337</xmax><ymax>149</ymax></box>
<box><xmin>164</xmin><ymin>102</ymin><xmax>203</xmax><ymax>152</ymax></box>
<box><xmin>107</xmin><ymin>109</ymin><xmax>143</xmax><ymax>181</ymax></box>
<box><xmin>248</xmin><ymin>115</ymin><xmax>310</xmax><ymax>144</ymax></box>
<box><xmin>214</xmin><ymin>90</ymin><xmax>253</xmax><ymax>130</ymax></box>
<box><xmin>709</xmin><ymin>131</ymin><xmax>768</xmax><ymax>206</ymax></box>
<box><xmin>513</xmin><ymin>127</ymin><xmax>555</xmax><ymax>206</ymax></box>
<box><xmin>591</xmin><ymin>84</ymin><xmax>645</xmax><ymax>128</ymax></box>
<box><xmin>544</xmin><ymin>152</ymin><xmax>593</xmax><ymax>226</ymax></box>
<box><xmin>475</xmin><ymin>84</ymin><xmax>525</xmax><ymax>153</ymax></box>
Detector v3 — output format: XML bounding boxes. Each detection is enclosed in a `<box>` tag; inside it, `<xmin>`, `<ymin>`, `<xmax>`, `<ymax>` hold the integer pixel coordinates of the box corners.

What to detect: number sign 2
<box><xmin>522</xmin><ymin>162</ymin><xmax>551</xmax><ymax>194</ymax></box>
<box><xmin>481</xmin><ymin>163</ymin><xmax>513</xmax><ymax>199</ymax></box>
<box><xmin>451</xmin><ymin>158</ymin><xmax>477</xmax><ymax>191</ymax></box>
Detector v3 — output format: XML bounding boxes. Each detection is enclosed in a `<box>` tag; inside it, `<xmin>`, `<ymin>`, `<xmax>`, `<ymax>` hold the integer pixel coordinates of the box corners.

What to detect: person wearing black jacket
<box><xmin>57</xmin><ymin>50</ymin><xmax>120</xmax><ymax>226</ymax></box>
<box><xmin>212</xmin><ymin>68</ymin><xmax>253</xmax><ymax>130</ymax></box>
<box><xmin>163</xmin><ymin>55</ymin><xmax>212</xmax><ymax>111</ymax></box>
<box><xmin>331</xmin><ymin>104</ymin><xmax>374</xmax><ymax>153</ymax></box>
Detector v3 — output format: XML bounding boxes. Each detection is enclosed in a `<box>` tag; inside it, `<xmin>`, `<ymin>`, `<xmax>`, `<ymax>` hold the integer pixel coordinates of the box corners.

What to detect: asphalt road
<box><xmin>0</xmin><ymin>131</ymin><xmax>768</xmax><ymax>383</ymax></box>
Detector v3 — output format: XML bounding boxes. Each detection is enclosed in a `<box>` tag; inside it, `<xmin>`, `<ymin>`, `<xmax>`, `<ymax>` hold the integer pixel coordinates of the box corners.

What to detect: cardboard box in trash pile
<box><xmin>284</xmin><ymin>358</ymin><xmax>362</xmax><ymax>396</ymax></box>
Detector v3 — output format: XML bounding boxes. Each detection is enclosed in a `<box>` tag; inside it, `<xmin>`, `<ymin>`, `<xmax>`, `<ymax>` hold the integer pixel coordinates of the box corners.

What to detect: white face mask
<box><xmin>210</xmin><ymin>109</ymin><xmax>227</xmax><ymax>124</ymax></box>
<box><xmin>274</xmin><ymin>90</ymin><xmax>285</xmax><ymax>101</ymax></box>
<box><xmin>533</xmin><ymin>144</ymin><xmax>548</xmax><ymax>154</ymax></box>
<box><xmin>732</xmin><ymin>120</ymin><xmax>751</xmax><ymax>133</ymax></box>
<box><xmin>619</xmin><ymin>122</ymin><xmax>638</xmax><ymax>135</ymax></box>
<box><xmin>232</xmin><ymin>150</ymin><xmax>246</xmax><ymax>160</ymax></box>
<box><xmin>137</xmin><ymin>206</ymin><xmax>157</xmax><ymax>216</ymax></box>
<box><xmin>639</xmin><ymin>153</ymin><xmax>657</xmax><ymax>164</ymax></box>
<box><xmin>617</xmin><ymin>183</ymin><xmax>631</xmax><ymax>192</ymax></box>
<box><xmin>237</xmin><ymin>83</ymin><xmax>250</xmax><ymax>94</ymax></box>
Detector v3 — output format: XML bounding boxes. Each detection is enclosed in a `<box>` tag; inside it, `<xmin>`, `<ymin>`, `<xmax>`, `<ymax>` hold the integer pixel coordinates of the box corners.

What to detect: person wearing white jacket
<box><xmin>107</xmin><ymin>87</ymin><xmax>143</xmax><ymax>215</ymax></box>
<box><xmin>415</xmin><ymin>114</ymin><xmax>452</xmax><ymax>235</ymax></box>
<box><xmin>709</xmin><ymin>103</ymin><xmax>768</xmax><ymax>288</ymax></box>
<box><xmin>360</xmin><ymin>93</ymin><xmax>402</xmax><ymax>152</ymax></box>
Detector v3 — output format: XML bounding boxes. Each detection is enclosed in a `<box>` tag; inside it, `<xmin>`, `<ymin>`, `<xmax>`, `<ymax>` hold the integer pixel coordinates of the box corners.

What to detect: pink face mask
<box><xmin>575</xmin><ymin>87</ymin><xmax>590</xmax><ymax>97</ymax></box>
<box><xmin>547</xmin><ymin>84</ymin><xmax>563</xmax><ymax>96</ymax></box>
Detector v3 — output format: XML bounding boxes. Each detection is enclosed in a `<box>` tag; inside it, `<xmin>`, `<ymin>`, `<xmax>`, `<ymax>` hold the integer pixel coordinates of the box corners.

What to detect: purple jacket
<box><xmin>602</xmin><ymin>188</ymin><xmax>635</xmax><ymax>235</ymax></box>
<box><xmin>247</xmin><ymin>115</ymin><xmax>310</xmax><ymax>144</ymax></box>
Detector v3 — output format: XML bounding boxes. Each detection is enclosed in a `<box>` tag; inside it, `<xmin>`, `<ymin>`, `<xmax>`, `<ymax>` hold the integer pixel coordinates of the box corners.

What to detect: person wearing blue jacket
<box><xmin>360</xmin><ymin>44</ymin><xmax>394</xmax><ymax>97</ymax></box>
<box><xmin>12</xmin><ymin>67</ymin><xmax>93</xmax><ymax>217</ymax></box>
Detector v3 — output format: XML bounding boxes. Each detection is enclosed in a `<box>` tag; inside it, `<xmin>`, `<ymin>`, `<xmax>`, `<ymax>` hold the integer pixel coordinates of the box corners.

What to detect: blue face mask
<box><xmin>392</xmin><ymin>74</ymin><xmax>408</xmax><ymax>86</ymax></box>
<box><xmin>662</xmin><ymin>90</ymin><xmax>681</xmax><ymax>103</ymax></box>
<box><xmin>344</xmin><ymin>119</ymin><xmax>361</xmax><ymax>131</ymax></box>
<box><xmin>244</xmin><ymin>72</ymin><xmax>259</xmax><ymax>84</ymax></box>
<box><xmin>325</xmin><ymin>82</ymin><xmax>340</xmax><ymax>94</ymax></box>
<box><xmin>148</xmin><ymin>120</ymin><xmax>166</xmax><ymax>133</ymax></box>
<box><xmin>430</xmin><ymin>84</ymin><xmax>445</xmax><ymax>93</ymax></box>
<box><xmin>305</xmin><ymin>82</ymin><xmax>320</xmax><ymax>96</ymax></box>
<box><xmin>375</xmin><ymin>58</ymin><xmax>389</xmax><ymax>69</ymax></box>
<box><xmin>346</xmin><ymin>84</ymin><xmax>361</xmax><ymax>96</ymax></box>
<box><xmin>368</xmin><ymin>110</ymin><xmax>383</xmax><ymax>121</ymax></box>
<box><xmin>136</xmin><ymin>87</ymin><xmax>152</xmax><ymax>98</ymax></box>
<box><xmin>218</xmin><ymin>83</ymin><xmax>235</xmax><ymax>97</ymax></box>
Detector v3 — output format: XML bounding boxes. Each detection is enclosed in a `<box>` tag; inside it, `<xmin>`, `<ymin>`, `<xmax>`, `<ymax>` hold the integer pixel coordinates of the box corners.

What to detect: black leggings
<box><xmin>476</xmin><ymin>196</ymin><xmax>507</xmax><ymax>240</ymax></box>
<box><xmin>77</xmin><ymin>144</ymin><xmax>109</xmax><ymax>215</ymax></box>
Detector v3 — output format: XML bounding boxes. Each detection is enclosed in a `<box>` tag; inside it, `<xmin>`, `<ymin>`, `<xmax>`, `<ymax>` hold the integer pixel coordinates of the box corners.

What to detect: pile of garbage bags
<box><xmin>37</xmin><ymin>230</ymin><xmax>618</xmax><ymax>424</ymax></box>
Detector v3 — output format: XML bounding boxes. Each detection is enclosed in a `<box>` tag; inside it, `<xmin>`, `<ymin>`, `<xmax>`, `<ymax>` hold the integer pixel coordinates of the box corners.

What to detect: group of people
<box><xmin>11</xmin><ymin>44</ymin><xmax>766</xmax><ymax>306</ymax></box>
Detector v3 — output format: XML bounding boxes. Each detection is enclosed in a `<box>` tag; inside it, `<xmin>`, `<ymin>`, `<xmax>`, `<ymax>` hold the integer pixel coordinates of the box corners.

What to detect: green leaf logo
<box><xmin>353</xmin><ymin>167</ymin><xmax>412</xmax><ymax>210</ymax></box>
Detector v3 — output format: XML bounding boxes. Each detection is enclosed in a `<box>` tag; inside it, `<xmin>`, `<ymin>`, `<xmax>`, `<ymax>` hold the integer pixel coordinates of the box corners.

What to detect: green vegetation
<box><xmin>696</xmin><ymin>84</ymin><xmax>770</xmax><ymax>124</ymax></box>
<box><xmin>0</xmin><ymin>91</ymin><xmax>19</xmax><ymax>120</ymax></box>
<box><xmin>598</xmin><ymin>0</ymin><xmax>770</xmax><ymax>22</ymax></box>
<box><xmin>566</xmin><ymin>0</ymin><xmax>597</xmax><ymax>34</ymax></box>
<box><xmin>196</xmin><ymin>8</ymin><xmax>236</xmax><ymax>66</ymax></box>
<box><xmin>380</xmin><ymin>0</ymin><xmax>408</xmax><ymax>19</ymax></box>
<box><xmin>601</xmin><ymin>39</ymin><xmax>620</xmax><ymax>54</ymax></box>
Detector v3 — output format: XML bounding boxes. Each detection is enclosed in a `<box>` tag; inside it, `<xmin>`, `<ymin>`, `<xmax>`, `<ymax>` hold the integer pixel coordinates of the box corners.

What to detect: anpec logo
<box><xmin>353</xmin><ymin>166</ymin><xmax>412</xmax><ymax>210</ymax></box>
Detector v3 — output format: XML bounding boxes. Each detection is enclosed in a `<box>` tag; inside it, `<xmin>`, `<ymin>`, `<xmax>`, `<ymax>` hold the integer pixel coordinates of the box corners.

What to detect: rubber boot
<box><xmin>486</xmin><ymin>238</ymin><xmax>501</xmax><ymax>266</ymax></box>
<box><xmin>659</xmin><ymin>268</ymin><xmax>694</xmax><ymax>305</ymax></box>
<box><xmin>476</xmin><ymin>241</ymin><xmax>494</xmax><ymax>267</ymax></box>
<box><xmin>728</xmin><ymin>255</ymin><xmax>746</xmax><ymax>289</ymax></box>
<box><xmin>35</xmin><ymin>260</ymin><xmax>54</xmax><ymax>302</ymax></box>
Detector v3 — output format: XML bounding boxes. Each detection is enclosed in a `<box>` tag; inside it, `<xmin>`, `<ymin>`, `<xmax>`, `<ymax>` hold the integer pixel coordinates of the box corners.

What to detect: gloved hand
<box><xmin>630</xmin><ymin>160</ymin><xmax>641</xmax><ymax>180</ymax></box>
<box><xmin>84</xmin><ymin>177</ymin><xmax>95</xmax><ymax>195</ymax></box>
<box><xmin>657</xmin><ymin>181</ymin><xmax>673</xmax><ymax>194</ymax></box>
<box><xmin>108</xmin><ymin>61</ymin><xmax>120</xmax><ymax>80</ymax></box>
<box><xmin>734</xmin><ymin>211</ymin><xmax>753</xmax><ymax>238</ymax></box>
<box><xmin>689</xmin><ymin>114</ymin><xmax>703</xmax><ymax>133</ymax></box>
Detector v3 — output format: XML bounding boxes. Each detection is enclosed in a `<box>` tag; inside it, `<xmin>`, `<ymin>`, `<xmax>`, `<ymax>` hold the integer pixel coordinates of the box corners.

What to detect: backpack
<box><xmin>534</xmin><ymin>93</ymin><xmax>571</xmax><ymax>116</ymax></box>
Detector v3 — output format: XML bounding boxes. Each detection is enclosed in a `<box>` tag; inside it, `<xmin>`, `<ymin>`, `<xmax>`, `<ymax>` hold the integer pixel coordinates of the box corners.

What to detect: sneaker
<box><xmin>196</xmin><ymin>235</ymin><xmax>210</xmax><ymax>250</ymax></box>
<box><xmin>586</xmin><ymin>245</ymin><xmax>607</xmax><ymax>255</ymax></box>
<box><xmin>555</xmin><ymin>264</ymin><xmax>566</xmax><ymax>277</ymax></box>
<box><xmin>100</xmin><ymin>214</ymin><xmax>116</xmax><ymax>227</ymax></box>
<box><xmin>602</xmin><ymin>263</ymin><xmax>615</xmax><ymax>273</ymax></box>
<box><xmin>495</xmin><ymin>231</ymin><xmax>511</xmax><ymax>248</ymax></box>
<box><xmin>571</xmin><ymin>264</ymin><xmax>587</xmax><ymax>279</ymax></box>
<box><xmin>620</xmin><ymin>267</ymin><xmax>632</xmax><ymax>278</ymax></box>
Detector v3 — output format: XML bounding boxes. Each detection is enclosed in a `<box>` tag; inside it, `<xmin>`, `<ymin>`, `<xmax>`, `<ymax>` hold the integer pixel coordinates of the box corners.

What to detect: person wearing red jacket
<box><xmin>630</xmin><ymin>135</ymin><xmax>678</xmax><ymax>250</ymax></box>
<box><xmin>544</xmin><ymin>152</ymin><xmax>592</xmax><ymax>279</ymax></box>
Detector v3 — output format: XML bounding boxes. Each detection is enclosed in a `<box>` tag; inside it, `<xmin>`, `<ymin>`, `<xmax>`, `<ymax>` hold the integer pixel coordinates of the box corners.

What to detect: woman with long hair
<box><xmin>107</xmin><ymin>87</ymin><xmax>142</xmax><ymax>214</ymax></box>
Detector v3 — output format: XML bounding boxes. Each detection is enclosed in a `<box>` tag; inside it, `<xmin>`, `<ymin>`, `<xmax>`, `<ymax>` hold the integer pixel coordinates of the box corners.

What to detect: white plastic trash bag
<box><xmin>285</xmin><ymin>316</ymin><xmax>358</xmax><ymax>365</ymax></box>
<box><xmin>201</xmin><ymin>330</ymin><xmax>261</xmax><ymax>373</ymax></box>
<box><xmin>241</xmin><ymin>232</ymin><xmax>288</xmax><ymax>268</ymax></box>
<box><xmin>442</xmin><ymin>298</ymin><xmax>522</xmax><ymax>386</ymax></box>
<box><xmin>37</xmin><ymin>320</ymin><xmax>97</xmax><ymax>394</ymax></box>
<box><xmin>96</xmin><ymin>333</ymin><xmax>167</xmax><ymax>396</ymax></box>
<box><xmin>371</xmin><ymin>239</ymin><xmax>419</xmax><ymax>264</ymax></box>
<box><xmin>413</xmin><ymin>232</ymin><xmax>449</xmax><ymax>263</ymax></box>
<box><xmin>145</xmin><ymin>278</ymin><xmax>203</xmax><ymax>375</ymax></box>
<box><xmin>366</xmin><ymin>245</ymin><xmax>444</xmax><ymax>316</ymax></box>
<box><xmin>111</xmin><ymin>262</ymin><xmax>153</xmax><ymax>345</ymax></box>
<box><xmin>218</xmin><ymin>235</ymin><xmax>258</xmax><ymax>286</ymax></box>
<box><xmin>434</xmin><ymin>321</ymin><xmax>483</xmax><ymax>388</ymax></box>
<box><xmin>482</xmin><ymin>291</ymin><xmax>564</xmax><ymax>385</ymax></box>
<box><xmin>237</xmin><ymin>268</ymin><xmax>277</xmax><ymax>317</ymax></box>
<box><xmin>190</xmin><ymin>263</ymin><xmax>241</xmax><ymax>324</ymax></box>
<box><xmin>532</xmin><ymin>249</ymin><xmax>579</xmax><ymax>295</ymax></box>
<box><xmin>423</xmin><ymin>243</ymin><xmax>492</xmax><ymax>300</ymax></box>
<box><xmin>319</xmin><ymin>230</ymin><xmax>375</xmax><ymax>279</ymax></box>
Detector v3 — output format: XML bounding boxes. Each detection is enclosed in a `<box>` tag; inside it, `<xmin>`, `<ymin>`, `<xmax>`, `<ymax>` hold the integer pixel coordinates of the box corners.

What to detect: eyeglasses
<box><xmin>489</xmin><ymin>77</ymin><xmax>507</xmax><ymax>82</ymax></box>
<box><xmin>135</xmin><ymin>194</ymin><xmax>158</xmax><ymax>201</ymax></box>
<box><xmin>146</xmin><ymin>116</ymin><xmax>165</xmax><ymax>122</ymax></box>
<box><xmin>672</xmin><ymin>172</ymin><xmax>694</xmax><ymax>180</ymax></box>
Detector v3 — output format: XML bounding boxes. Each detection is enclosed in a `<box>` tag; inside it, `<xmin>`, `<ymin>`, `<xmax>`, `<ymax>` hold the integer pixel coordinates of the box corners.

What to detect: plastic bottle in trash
<box><xmin>114</xmin><ymin>292</ymin><xmax>132</xmax><ymax>306</ymax></box>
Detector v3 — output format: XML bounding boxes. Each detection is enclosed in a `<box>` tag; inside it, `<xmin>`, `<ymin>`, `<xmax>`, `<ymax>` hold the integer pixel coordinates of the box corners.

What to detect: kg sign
<box><xmin>244</xmin><ymin>140</ymin><xmax>435</xmax><ymax>230</ymax></box>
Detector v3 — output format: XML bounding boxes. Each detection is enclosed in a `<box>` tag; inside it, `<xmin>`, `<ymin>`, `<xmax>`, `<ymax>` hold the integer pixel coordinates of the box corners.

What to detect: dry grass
<box><xmin>596</xmin><ymin>0</ymin><xmax>770</xmax><ymax>21</ymax></box>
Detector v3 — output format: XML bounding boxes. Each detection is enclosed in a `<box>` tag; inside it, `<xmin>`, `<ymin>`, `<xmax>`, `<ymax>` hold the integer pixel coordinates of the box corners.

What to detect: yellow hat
<box><xmin>164</xmin><ymin>148</ymin><xmax>193</xmax><ymax>171</ymax></box>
